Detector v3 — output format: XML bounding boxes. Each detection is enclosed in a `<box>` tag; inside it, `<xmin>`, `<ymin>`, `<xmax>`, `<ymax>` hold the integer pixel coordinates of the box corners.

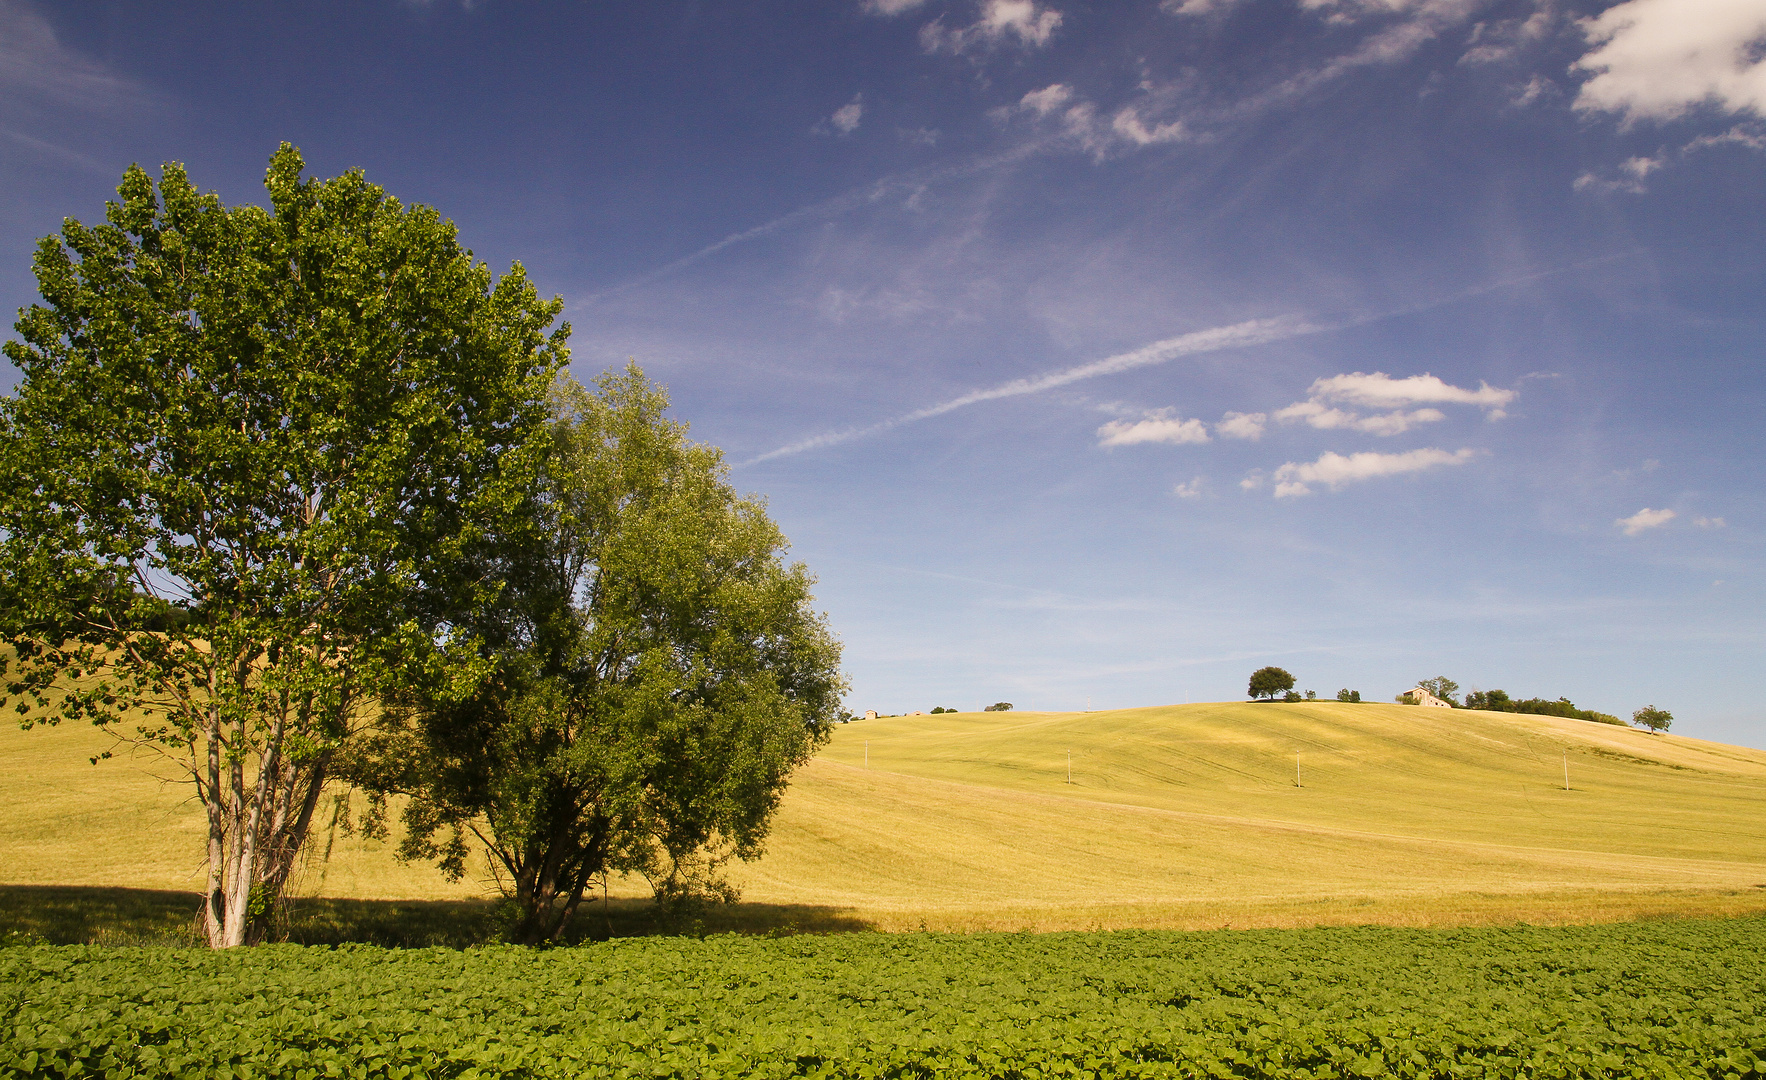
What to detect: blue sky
<box><xmin>4</xmin><ymin>0</ymin><xmax>1763</xmax><ymax>744</ymax></box>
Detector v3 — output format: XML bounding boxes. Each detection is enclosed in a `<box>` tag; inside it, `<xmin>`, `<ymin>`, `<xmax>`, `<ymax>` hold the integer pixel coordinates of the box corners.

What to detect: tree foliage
<box><xmin>0</xmin><ymin>146</ymin><xmax>565</xmax><ymax>946</ymax></box>
<box><xmin>1247</xmin><ymin>667</ymin><xmax>1295</xmax><ymax>701</ymax></box>
<box><xmin>357</xmin><ymin>368</ymin><xmax>846</xmax><ymax>943</ymax></box>
<box><xmin>1632</xmin><ymin>705</ymin><xmax>1672</xmax><ymax>733</ymax></box>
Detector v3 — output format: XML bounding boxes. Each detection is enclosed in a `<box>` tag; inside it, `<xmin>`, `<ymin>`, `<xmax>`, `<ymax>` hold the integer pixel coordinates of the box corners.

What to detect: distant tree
<box><xmin>984</xmin><ymin>702</ymin><xmax>1013</xmax><ymax>712</ymax></box>
<box><xmin>1464</xmin><ymin>689</ymin><xmax>1511</xmax><ymax>711</ymax></box>
<box><xmin>1283</xmin><ymin>690</ymin><xmax>1303</xmax><ymax>702</ymax></box>
<box><xmin>1417</xmin><ymin>677</ymin><xmax>1460</xmax><ymax>704</ymax></box>
<box><xmin>1247</xmin><ymin>667</ymin><xmax>1295</xmax><ymax>701</ymax></box>
<box><xmin>1335</xmin><ymin>689</ymin><xmax>1361</xmax><ymax>703</ymax></box>
<box><xmin>1633</xmin><ymin>706</ymin><xmax>1673</xmax><ymax>733</ymax></box>
<box><xmin>1304</xmin><ymin>690</ymin><xmax>1316</xmax><ymax>700</ymax></box>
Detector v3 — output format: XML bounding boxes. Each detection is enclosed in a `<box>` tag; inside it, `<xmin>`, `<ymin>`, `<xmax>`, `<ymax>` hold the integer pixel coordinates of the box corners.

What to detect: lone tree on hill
<box><xmin>1248</xmin><ymin>666</ymin><xmax>1296</xmax><ymax>700</ymax></box>
<box><xmin>1632</xmin><ymin>706</ymin><xmax>1673</xmax><ymax>733</ymax></box>
<box><xmin>0</xmin><ymin>146</ymin><xmax>565</xmax><ymax>947</ymax></box>
<box><xmin>355</xmin><ymin>368</ymin><xmax>847</xmax><ymax>943</ymax></box>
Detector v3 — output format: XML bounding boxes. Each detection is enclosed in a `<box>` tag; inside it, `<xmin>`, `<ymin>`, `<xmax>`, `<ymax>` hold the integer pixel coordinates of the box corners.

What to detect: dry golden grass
<box><xmin>5</xmin><ymin>700</ymin><xmax>1766</xmax><ymax>932</ymax></box>
<box><xmin>728</xmin><ymin>703</ymin><xmax>1766</xmax><ymax>928</ymax></box>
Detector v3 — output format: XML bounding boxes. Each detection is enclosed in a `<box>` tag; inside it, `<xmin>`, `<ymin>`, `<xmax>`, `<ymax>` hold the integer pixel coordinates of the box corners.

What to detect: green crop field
<box><xmin>5</xmin><ymin>701</ymin><xmax>1766</xmax><ymax>933</ymax></box>
<box><xmin>5</xmin><ymin>919</ymin><xmax>1766</xmax><ymax>1078</ymax></box>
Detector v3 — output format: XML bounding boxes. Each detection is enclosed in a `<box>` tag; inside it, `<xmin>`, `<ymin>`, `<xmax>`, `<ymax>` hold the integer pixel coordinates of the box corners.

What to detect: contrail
<box><xmin>734</xmin><ymin>249</ymin><xmax>1644</xmax><ymax>468</ymax></box>
<box><xmin>739</xmin><ymin>314</ymin><xmax>1326</xmax><ymax>466</ymax></box>
<box><xmin>578</xmin><ymin>141</ymin><xmax>1051</xmax><ymax>306</ymax></box>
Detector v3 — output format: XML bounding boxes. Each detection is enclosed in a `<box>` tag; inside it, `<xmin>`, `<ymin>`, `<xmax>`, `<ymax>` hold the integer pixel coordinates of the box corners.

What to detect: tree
<box><xmin>1335</xmin><ymin>688</ymin><xmax>1361</xmax><ymax>703</ymax></box>
<box><xmin>984</xmin><ymin>702</ymin><xmax>1014</xmax><ymax>712</ymax></box>
<box><xmin>357</xmin><ymin>368</ymin><xmax>846</xmax><ymax>944</ymax></box>
<box><xmin>1416</xmin><ymin>676</ymin><xmax>1460</xmax><ymax>704</ymax></box>
<box><xmin>1632</xmin><ymin>706</ymin><xmax>1672</xmax><ymax>733</ymax></box>
<box><xmin>0</xmin><ymin>146</ymin><xmax>565</xmax><ymax>947</ymax></box>
<box><xmin>1464</xmin><ymin>688</ymin><xmax>1511</xmax><ymax>711</ymax></box>
<box><xmin>1247</xmin><ymin>667</ymin><xmax>1295</xmax><ymax>700</ymax></box>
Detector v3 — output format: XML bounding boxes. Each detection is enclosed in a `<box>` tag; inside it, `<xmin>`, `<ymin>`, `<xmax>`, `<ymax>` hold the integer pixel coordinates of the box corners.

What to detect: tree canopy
<box><xmin>1632</xmin><ymin>706</ymin><xmax>1672</xmax><ymax>733</ymax></box>
<box><xmin>355</xmin><ymin>367</ymin><xmax>846</xmax><ymax>943</ymax></box>
<box><xmin>1247</xmin><ymin>667</ymin><xmax>1295</xmax><ymax>701</ymax></box>
<box><xmin>0</xmin><ymin>145</ymin><xmax>566</xmax><ymax>946</ymax></box>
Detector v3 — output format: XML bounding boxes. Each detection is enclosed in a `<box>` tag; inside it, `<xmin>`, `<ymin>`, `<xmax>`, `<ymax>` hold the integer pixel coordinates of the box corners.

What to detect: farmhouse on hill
<box><xmin>1400</xmin><ymin>687</ymin><xmax>1455</xmax><ymax>708</ymax></box>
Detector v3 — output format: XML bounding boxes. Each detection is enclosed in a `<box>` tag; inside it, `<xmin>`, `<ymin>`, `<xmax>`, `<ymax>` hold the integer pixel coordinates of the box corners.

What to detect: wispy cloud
<box><xmin>1572</xmin><ymin>0</ymin><xmax>1766</xmax><ymax>125</ymax></box>
<box><xmin>1616</xmin><ymin>507</ymin><xmax>1675</xmax><ymax>535</ymax></box>
<box><xmin>743</xmin><ymin>315</ymin><xmax>1322</xmax><ymax>464</ymax></box>
<box><xmin>1255</xmin><ymin>447</ymin><xmax>1480</xmax><ymax>497</ymax></box>
<box><xmin>862</xmin><ymin>0</ymin><xmax>930</xmax><ymax>13</ymax></box>
<box><xmin>0</xmin><ymin>0</ymin><xmax>145</xmax><ymax>111</ymax></box>
<box><xmin>578</xmin><ymin>140</ymin><xmax>1049</xmax><ymax>305</ymax></box>
<box><xmin>922</xmin><ymin>0</ymin><xmax>1064</xmax><ymax>53</ymax></box>
<box><xmin>1694</xmin><ymin>515</ymin><xmax>1726</xmax><ymax>529</ymax></box>
<box><xmin>1574</xmin><ymin>153</ymin><xmax>1666</xmax><ymax>195</ymax></box>
<box><xmin>1172</xmin><ymin>477</ymin><xmax>1207</xmax><ymax>498</ymax></box>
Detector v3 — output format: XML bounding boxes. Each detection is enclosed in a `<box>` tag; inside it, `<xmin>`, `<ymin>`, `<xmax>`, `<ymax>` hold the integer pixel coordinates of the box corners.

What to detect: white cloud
<box><xmin>922</xmin><ymin>0</ymin><xmax>1063</xmax><ymax>53</ymax></box>
<box><xmin>1573</xmin><ymin>153</ymin><xmax>1666</xmax><ymax>194</ymax></box>
<box><xmin>1695</xmin><ymin>515</ymin><xmax>1727</xmax><ymax>529</ymax></box>
<box><xmin>1172</xmin><ymin>477</ymin><xmax>1206</xmax><ymax>498</ymax></box>
<box><xmin>829</xmin><ymin>96</ymin><xmax>863</xmax><ymax>135</ymax></box>
<box><xmin>1683</xmin><ymin>124</ymin><xmax>1766</xmax><ymax>152</ymax></box>
<box><xmin>1216</xmin><ymin>411</ymin><xmax>1267</xmax><ymax>440</ymax></box>
<box><xmin>1018</xmin><ymin>83</ymin><xmax>1074</xmax><ymax>116</ymax></box>
<box><xmin>1572</xmin><ymin>0</ymin><xmax>1766</xmax><ymax>124</ymax></box>
<box><xmin>863</xmin><ymin>0</ymin><xmax>930</xmax><ymax>12</ymax></box>
<box><xmin>1267</xmin><ymin>371</ymin><xmax>1508</xmax><ymax>437</ymax></box>
<box><xmin>1111</xmin><ymin>107</ymin><xmax>1189</xmax><ymax>145</ymax></box>
<box><xmin>1273</xmin><ymin>399</ymin><xmax>1447</xmax><ymax>435</ymax></box>
<box><xmin>1616</xmin><ymin>507</ymin><xmax>1676</xmax><ymax>535</ymax></box>
<box><xmin>1305</xmin><ymin>370</ymin><xmax>1516</xmax><ymax>410</ymax></box>
<box><xmin>1267</xmin><ymin>447</ymin><xmax>1479</xmax><ymax>497</ymax></box>
<box><xmin>1097</xmin><ymin>412</ymin><xmax>1211</xmax><ymax>447</ymax></box>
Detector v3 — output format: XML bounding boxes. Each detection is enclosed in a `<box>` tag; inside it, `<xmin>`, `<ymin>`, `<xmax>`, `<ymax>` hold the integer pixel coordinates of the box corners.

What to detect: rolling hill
<box><xmin>5</xmin><ymin>701</ymin><xmax>1765</xmax><ymax>931</ymax></box>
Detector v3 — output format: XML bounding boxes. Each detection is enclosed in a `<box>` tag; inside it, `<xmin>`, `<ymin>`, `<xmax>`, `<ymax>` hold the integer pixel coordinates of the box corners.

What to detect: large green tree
<box><xmin>358</xmin><ymin>367</ymin><xmax>846</xmax><ymax>944</ymax></box>
<box><xmin>1247</xmin><ymin>666</ymin><xmax>1295</xmax><ymax>701</ymax></box>
<box><xmin>0</xmin><ymin>146</ymin><xmax>566</xmax><ymax>947</ymax></box>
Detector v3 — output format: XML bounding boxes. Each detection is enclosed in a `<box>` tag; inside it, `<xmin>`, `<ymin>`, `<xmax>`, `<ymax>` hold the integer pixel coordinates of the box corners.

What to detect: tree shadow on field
<box><xmin>0</xmin><ymin>885</ymin><xmax>874</xmax><ymax>947</ymax></box>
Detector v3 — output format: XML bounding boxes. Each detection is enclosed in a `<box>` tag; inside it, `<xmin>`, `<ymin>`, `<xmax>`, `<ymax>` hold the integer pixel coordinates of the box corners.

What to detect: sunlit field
<box><xmin>5</xmin><ymin>701</ymin><xmax>1766</xmax><ymax>935</ymax></box>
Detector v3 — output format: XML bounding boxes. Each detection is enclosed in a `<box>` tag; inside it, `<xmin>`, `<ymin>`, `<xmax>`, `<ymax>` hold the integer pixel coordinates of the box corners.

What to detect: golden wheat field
<box><xmin>5</xmin><ymin>701</ymin><xmax>1765</xmax><ymax>931</ymax></box>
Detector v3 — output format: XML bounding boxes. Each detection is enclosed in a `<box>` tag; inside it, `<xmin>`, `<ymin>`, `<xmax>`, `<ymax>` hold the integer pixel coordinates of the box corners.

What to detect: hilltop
<box><xmin>4</xmin><ymin>700</ymin><xmax>1765</xmax><ymax>931</ymax></box>
<box><xmin>728</xmin><ymin>701</ymin><xmax>1766</xmax><ymax>929</ymax></box>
